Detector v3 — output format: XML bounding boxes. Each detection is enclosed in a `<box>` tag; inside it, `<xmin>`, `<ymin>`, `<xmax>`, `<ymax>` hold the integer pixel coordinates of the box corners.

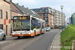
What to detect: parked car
<box><xmin>59</xmin><ymin>27</ymin><xmax>62</xmax><ymax>29</ymax></box>
<box><xmin>45</xmin><ymin>27</ymin><xmax>51</xmax><ymax>31</ymax></box>
<box><xmin>0</xmin><ymin>29</ymin><xmax>6</xmax><ymax>40</ymax></box>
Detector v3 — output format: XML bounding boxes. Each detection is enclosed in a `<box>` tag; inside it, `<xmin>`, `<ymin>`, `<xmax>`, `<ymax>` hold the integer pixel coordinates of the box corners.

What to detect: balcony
<box><xmin>43</xmin><ymin>16</ymin><xmax>48</xmax><ymax>17</ymax></box>
<box><xmin>45</xmin><ymin>21</ymin><xmax>48</xmax><ymax>22</ymax></box>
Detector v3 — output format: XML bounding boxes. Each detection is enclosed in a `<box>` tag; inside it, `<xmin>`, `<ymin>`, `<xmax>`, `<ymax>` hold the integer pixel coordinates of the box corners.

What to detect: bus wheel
<box><xmin>40</xmin><ymin>33</ymin><xmax>42</xmax><ymax>35</ymax></box>
<box><xmin>32</xmin><ymin>30</ymin><xmax>36</xmax><ymax>38</ymax></box>
<box><xmin>32</xmin><ymin>33</ymin><xmax>35</xmax><ymax>38</ymax></box>
<box><xmin>43</xmin><ymin>33</ymin><xmax>44</xmax><ymax>34</ymax></box>
<box><xmin>17</xmin><ymin>36</ymin><xmax>21</xmax><ymax>39</ymax></box>
<box><xmin>40</xmin><ymin>30</ymin><xmax>42</xmax><ymax>35</ymax></box>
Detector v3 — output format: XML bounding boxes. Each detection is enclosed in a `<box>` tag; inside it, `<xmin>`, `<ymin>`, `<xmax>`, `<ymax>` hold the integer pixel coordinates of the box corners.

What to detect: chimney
<box><xmin>16</xmin><ymin>3</ymin><xmax>19</xmax><ymax>5</ymax></box>
<box><xmin>22</xmin><ymin>5</ymin><xmax>24</xmax><ymax>7</ymax></box>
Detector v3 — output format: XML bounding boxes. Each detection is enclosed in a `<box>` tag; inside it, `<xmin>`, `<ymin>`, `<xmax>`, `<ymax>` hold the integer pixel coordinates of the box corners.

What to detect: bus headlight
<box><xmin>12</xmin><ymin>33</ymin><xmax>15</xmax><ymax>35</ymax></box>
<box><xmin>28</xmin><ymin>33</ymin><xmax>31</xmax><ymax>34</ymax></box>
<box><xmin>27</xmin><ymin>32</ymin><xmax>31</xmax><ymax>34</ymax></box>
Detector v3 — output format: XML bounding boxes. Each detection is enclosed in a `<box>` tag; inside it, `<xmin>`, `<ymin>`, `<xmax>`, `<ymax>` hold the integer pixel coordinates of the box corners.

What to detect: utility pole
<box><xmin>60</xmin><ymin>5</ymin><xmax>64</xmax><ymax>32</ymax></box>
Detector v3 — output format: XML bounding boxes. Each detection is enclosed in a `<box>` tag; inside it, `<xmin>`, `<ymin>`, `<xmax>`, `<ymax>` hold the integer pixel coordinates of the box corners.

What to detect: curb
<box><xmin>48</xmin><ymin>31</ymin><xmax>62</xmax><ymax>50</ymax></box>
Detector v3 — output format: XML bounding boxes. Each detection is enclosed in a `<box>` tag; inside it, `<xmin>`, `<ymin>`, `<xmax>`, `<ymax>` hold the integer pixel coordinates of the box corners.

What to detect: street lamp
<box><xmin>60</xmin><ymin>5</ymin><xmax>63</xmax><ymax>32</ymax></box>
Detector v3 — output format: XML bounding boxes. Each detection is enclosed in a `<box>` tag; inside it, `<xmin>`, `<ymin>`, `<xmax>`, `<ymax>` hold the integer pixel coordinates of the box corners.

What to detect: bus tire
<box><xmin>40</xmin><ymin>30</ymin><xmax>42</xmax><ymax>35</ymax></box>
<box><xmin>32</xmin><ymin>35</ymin><xmax>35</xmax><ymax>38</ymax></box>
<box><xmin>17</xmin><ymin>36</ymin><xmax>21</xmax><ymax>39</ymax></box>
<box><xmin>32</xmin><ymin>30</ymin><xmax>36</xmax><ymax>38</ymax></box>
<box><xmin>40</xmin><ymin>33</ymin><xmax>42</xmax><ymax>35</ymax></box>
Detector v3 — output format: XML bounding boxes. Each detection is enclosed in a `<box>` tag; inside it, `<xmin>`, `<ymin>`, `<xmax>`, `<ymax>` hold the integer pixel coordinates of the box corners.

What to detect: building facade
<box><xmin>32</xmin><ymin>7</ymin><xmax>55</xmax><ymax>28</ymax></box>
<box><xmin>54</xmin><ymin>10</ymin><xmax>66</xmax><ymax>28</ymax></box>
<box><xmin>32</xmin><ymin>7</ymin><xmax>66</xmax><ymax>28</ymax></box>
<box><xmin>50</xmin><ymin>9</ymin><xmax>55</xmax><ymax>28</ymax></box>
<box><xmin>0</xmin><ymin>0</ymin><xmax>11</xmax><ymax>35</ymax></box>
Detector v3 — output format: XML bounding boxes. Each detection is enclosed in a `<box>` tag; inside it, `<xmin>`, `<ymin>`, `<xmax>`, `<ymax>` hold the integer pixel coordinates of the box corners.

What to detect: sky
<box><xmin>12</xmin><ymin>0</ymin><xmax>75</xmax><ymax>21</ymax></box>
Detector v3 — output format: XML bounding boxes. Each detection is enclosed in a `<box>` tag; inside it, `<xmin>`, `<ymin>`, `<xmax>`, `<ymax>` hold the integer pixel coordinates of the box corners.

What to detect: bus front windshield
<box><xmin>13</xmin><ymin>19</ymin><xmax>30</xmax><ymax>31</ymax></box>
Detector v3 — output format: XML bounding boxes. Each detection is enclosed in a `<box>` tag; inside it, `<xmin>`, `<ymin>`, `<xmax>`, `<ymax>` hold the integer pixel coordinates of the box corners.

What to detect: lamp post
<box><xmin>60</xmin><ymin>5</ymin><xmax>63</xmax><ymax>32</ymax></box>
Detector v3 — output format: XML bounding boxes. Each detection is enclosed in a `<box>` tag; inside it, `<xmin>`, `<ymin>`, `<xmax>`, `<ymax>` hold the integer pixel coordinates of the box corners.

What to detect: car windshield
<box><xmin>46</xmin><ymin>27</ymin><xmax>50</xmax><ymax>29</ymax></box>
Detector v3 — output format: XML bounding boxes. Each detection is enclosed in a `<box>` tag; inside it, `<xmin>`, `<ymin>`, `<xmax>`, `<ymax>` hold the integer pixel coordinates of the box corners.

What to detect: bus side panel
<box><xmin>35</xmin><ymin>29</ymin><xmax>40</xmax><ymax>35</ymax></box>
<box><xmin>42</xmin><ymin>28</ymin><xmax>46</xmax><ymax>33</ymax></box>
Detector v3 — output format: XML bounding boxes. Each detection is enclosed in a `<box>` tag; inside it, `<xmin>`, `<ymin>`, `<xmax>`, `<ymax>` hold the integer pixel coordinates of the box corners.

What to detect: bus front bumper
<box><xmin>12</xmin><ymin>33</ymin><xmax>34</xmax><ymax>37</ymax></box>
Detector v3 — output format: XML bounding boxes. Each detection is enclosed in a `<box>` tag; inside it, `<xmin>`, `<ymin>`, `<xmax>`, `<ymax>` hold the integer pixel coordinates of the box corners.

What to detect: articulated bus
<box><xmin>12</xmin><ymin>15</ymin><xmax>46</xmax><ymax>38</ymax></box>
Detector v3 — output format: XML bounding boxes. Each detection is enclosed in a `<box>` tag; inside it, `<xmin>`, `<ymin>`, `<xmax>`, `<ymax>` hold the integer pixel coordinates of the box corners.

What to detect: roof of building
<box><xmin>12</xmin><ymin>2</ymin><xmax>42</xmax><ymax>19</ymax></box>
<box><xmin>10</xmin><ymin>2</ymin><xmax>23</xmax><ymax>14</ymax></box>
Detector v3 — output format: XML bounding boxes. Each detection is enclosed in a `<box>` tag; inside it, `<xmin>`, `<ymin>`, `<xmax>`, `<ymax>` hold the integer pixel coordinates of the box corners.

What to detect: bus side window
<box><xmin>31</xmin><ymin>18</ymin><xmax>37</xmax><ymax>30</ymax></box>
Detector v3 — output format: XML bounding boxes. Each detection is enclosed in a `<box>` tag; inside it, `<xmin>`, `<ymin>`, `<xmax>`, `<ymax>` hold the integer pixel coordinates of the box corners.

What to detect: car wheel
<box><xmin>2</xmin><ymin>35</ymin><xmax>6</xmax><ymax>40</ymax></box>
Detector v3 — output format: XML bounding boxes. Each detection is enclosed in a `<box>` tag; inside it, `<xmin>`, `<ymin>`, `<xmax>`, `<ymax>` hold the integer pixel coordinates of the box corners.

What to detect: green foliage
<box><xmin>31</xmin><ymin>26</ymin><xmax>35</xmax><ymax>30</ymax></box>
<box><xmin>61</xmin><ymin>25</ymin><xmax>75</xmax><ymax>50</ymax></box>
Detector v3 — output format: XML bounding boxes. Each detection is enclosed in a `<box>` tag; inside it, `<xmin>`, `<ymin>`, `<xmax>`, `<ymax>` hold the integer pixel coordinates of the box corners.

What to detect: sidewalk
<box><xmin>49</xmin><ymin>31</ymin><xmax>62</xmax><ymax>50</ymax></box>
<box><xmin>6</xmin><ymin>35</ymin><xmax>12</xmax><ymax>38</ymax></box>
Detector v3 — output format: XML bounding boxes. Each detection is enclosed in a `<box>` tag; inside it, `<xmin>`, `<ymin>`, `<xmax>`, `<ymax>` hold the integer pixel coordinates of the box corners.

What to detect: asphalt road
<box><xmin>0</xmin><ymin>29</ymin><xmax>61</xmax><ymax>50</ymax></box>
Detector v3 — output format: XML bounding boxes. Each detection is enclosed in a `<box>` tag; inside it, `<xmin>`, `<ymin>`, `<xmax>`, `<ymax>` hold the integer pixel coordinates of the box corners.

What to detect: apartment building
<box><xmin>50</xmin><ymin>9</ymin><xmax>55</xmax><ymax>28</ymax></box>
<box><xmin>55</xmin><ymin>10</ymin><xmax>59</xmax><ymax>27</ymax></box>
<box><xmin>32</xmin><ymin>7</ymin><xmax>55</xmax><ymax>28</ymax></box>
<box><xmin>0</xmin><ymin>0</ymin><xmax>11</xmax><ymax>35</ymax></box>
<box><xmin>55</xmin><ymin>10</ymin><xmax>66</xmax><ymax>28</ymax></box>
<box><xmin>32</xmin><ymin>7</ymin><xmax>66</xmax><ymax>28</ymax></box>
<box><xmin>62</xmin><ymin>13</ymin><xmax>66</xmax><ymax>27</ymax></box>
<box><xmin>58</xmin><ymin>11</ymin><xmax>61</xmax><ymax>26</ymax></box>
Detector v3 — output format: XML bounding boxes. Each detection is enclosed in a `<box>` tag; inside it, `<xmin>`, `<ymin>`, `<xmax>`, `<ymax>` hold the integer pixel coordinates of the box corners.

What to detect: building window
<box><xmin>40</xmin><ymin>10</ymin><xmax>42</xmax><ymax>12</ymax></box>
<box><xmin>6</xmin><ymin>11</ymin><xmax>8</xmax><ymax>19</ymax></box>
<box><xmin>40</xmin><ymin>14</ymin><xmax>42</xmax><ymax>16</ymax></box>
<box><xmin>44</xmin><ymin>8</ymin><xmax>48</xmax><ymax>12</ymax></box>
<box><xmin>0</xmin><ymin>10</ymin><xmax>2</xmax><ymax>18</ymax></box>
<box><xmin>51</xmin><ymin>11</ymin><xmax>52</xmax><ymax>13</ymax></box>
<box><xmin>44</xmin><ymin>10</ymin><xmax>48</xmax><ymax>12</ymax></box>
<box><xmin>0</xmin><ymin>24</ymin><xmax>3</xmax><ymax>29</ymax></box>
<box><xmin>44</xmin><ymin>13</ymin><xmax>48</xmax><ymax>16</ymax></box>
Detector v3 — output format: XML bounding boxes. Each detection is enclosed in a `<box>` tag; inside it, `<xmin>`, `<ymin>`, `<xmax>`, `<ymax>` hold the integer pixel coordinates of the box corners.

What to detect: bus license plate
<box><xmin>19</xmin><ymin>34</ymin><xmax>23</xmax><ymax>36</ymax></box>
